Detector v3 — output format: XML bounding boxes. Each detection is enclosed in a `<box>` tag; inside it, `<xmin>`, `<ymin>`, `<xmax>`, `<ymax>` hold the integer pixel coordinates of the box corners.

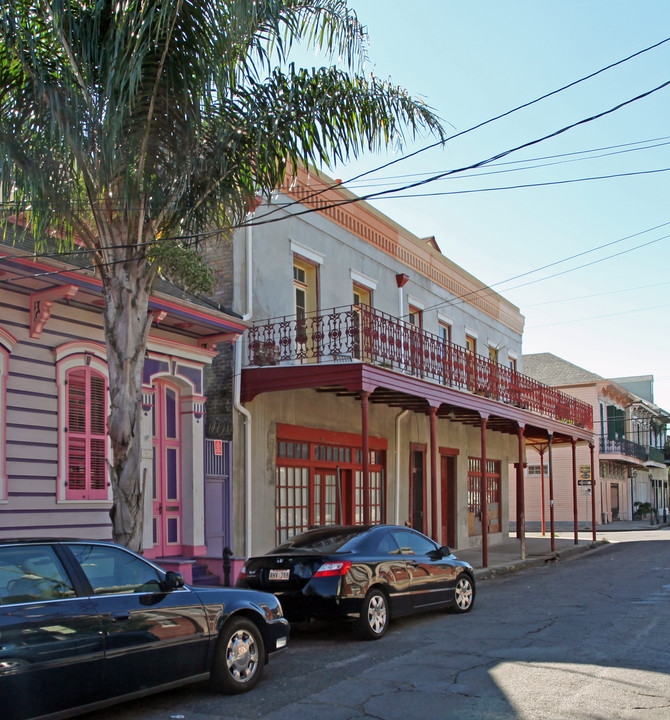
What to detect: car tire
<box><xmin>355</xmin><ymin>587</ymin><xmax>389</xmax><ymax>640</ymax></box>
<box><xmin>450</xmin><ymin>573</ymin><xmax>475</xmax><ymax>613</ymax></box>
<box><xmin>211</xmin><ymin>617</ymin><xmax>265</xmax><ymax>694</ymax></box>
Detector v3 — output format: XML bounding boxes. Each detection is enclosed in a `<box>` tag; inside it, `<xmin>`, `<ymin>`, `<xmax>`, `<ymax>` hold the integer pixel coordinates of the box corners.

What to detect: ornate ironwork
<box><xmin>246</xmin><ymin>304</ymin><xmax>593</xmax><ymax>430</ymax></box>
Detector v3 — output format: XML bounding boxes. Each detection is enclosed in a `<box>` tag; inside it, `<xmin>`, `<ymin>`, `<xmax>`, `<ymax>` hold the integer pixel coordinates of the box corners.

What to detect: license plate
<box><xmin>268</xmin><ymin>569</ymin><xmax>290</xmax><ymax>581</ymax></box>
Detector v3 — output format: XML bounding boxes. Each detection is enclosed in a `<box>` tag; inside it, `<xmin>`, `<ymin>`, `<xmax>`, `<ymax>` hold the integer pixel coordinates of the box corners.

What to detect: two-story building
<box><xmin>513</xmin><ymin>353</ymin><xmax>669</xmax><ymax>528</ymax></box>
<box><xmin>207</xmin><ymin>167</ymin><xmax>594</xmax><ymax>572</ymax></box>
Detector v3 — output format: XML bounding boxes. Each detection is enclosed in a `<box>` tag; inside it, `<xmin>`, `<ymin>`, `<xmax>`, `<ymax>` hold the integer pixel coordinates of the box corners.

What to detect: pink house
<box><xmin>0</xmin><ymin>236</ymin><xmax>247</xmax><ymax>581</ymax></box>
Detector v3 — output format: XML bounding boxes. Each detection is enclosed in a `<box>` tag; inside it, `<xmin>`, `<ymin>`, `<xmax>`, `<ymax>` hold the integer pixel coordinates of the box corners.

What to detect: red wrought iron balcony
<box><xmin>247</xmin><ymin>304</ymin><xmax>593</xmax><ymax>431</ymax></box>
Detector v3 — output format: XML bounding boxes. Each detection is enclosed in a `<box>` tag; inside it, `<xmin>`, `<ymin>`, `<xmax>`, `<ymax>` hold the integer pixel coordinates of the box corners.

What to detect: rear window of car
<box><xmin>0</xmin><ymin>545</ymin><xmax>76</xmax><ymax>604</ymax></box>
<box><xmin>275</xmin><ymin>529</ymin><xmax>364</xmax><ymax>553</ymax></box>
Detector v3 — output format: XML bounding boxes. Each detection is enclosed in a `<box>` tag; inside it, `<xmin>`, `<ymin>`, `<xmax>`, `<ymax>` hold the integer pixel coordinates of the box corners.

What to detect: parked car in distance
<box><xmin>0</xmin><ymin>539</ymin><xmax>289</xmax><ymax>720</ymax></box>
<box><xmin>237</xmin><ymin>524</ymin><xmax>475</xmax><ymax>640</ymax></box>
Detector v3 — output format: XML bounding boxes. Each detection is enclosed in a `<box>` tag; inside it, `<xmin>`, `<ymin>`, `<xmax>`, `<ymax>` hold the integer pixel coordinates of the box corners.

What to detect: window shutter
<box><xmin>66</xmin><ymin>367</ymin><xmax>108</xmax><ymax>500</ymax></box>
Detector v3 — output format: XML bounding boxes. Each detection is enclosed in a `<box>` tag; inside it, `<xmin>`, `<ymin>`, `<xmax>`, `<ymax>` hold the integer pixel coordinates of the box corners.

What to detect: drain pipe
<box><xmin>394</xmin><ymin>409</ymin><xmax>410</xmax><ymax>525</ymax></box>
<box><xmin>233</xmin><ymin>216</ymin><xmax>255</xmax><ymax>558</ymax></box>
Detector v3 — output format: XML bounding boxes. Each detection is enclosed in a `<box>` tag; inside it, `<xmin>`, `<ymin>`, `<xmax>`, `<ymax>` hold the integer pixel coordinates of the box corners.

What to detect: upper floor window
<box><xmin>508</xmin><ymin>356</ymin><xmax>517</xmax><ymax>372</ymax></box>
<box><xmin>439</xmin><ymin>322</ymin><xmax>451</xmax><ymax>344</ymax></box>
<box><xmin>408</xmin><ymin>305</ymin><xmax>423</xmax><ymax>328</ymax></box>
<box><xmin>353</xmin><ymin>282</ymin><xmax>372</xmax><ymax>308</ymax></box>
<box><xmin>488</xmin><ymin>346</ymin><xmax>499</xmax><ymax>364</ymax></box>
<box><xmin>465</xmin><ymin>334</ymin><xmax>477</xmax><ymax>354</ymax></box>
<box><xmin>293</xmin><ymin>256</ymin><xmax>318</xmax><ymax>319</ymax></box>
<box><xmin>55</xmin><ymin>342</ymin><xmax>111</xmax><ymax>502</ymax></box>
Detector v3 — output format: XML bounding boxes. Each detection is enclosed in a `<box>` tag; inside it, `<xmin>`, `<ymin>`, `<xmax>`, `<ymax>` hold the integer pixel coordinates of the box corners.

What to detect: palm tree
<box><xmin>0</xmin><ymin>0</ymin><xmax>444</xmax><ymax>552</ymax></box>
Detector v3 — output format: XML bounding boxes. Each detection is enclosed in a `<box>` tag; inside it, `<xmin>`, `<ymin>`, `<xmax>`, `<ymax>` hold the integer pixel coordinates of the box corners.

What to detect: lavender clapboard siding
<box><xmin>1</xmin><ymin>296</ymin><xmax>114</xmax><ymax>539</ymax></box>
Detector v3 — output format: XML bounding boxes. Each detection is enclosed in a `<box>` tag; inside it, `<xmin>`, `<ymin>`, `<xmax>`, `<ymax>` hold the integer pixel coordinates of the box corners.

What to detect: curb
<box><xmin>473</xmin><ymin>539</ymin><xmax>610</xmax><ymax>582</ymax></box>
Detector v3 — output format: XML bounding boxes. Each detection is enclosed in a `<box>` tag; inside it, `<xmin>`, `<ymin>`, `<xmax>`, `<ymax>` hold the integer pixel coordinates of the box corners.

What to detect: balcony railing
<box><xmin>247</xmin><ymin>304</ymin><xmax>593</xmax><ymax>431</ymax></box>
<box><xmin>648</xmin><ymin>446</ymin><xmax>665</xmax><ymax>464</ymax></box>
<box><xmin>599</xmin><ymin>437</ymin><xmax>648</xmax><ymax>461</ymax></box>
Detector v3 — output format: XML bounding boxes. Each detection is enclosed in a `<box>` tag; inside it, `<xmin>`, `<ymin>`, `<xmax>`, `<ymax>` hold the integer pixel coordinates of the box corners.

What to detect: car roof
<box><xmin>0</xmin><ymin>538</ymin><xmax>118</xmax><ymax>546</ymax></box>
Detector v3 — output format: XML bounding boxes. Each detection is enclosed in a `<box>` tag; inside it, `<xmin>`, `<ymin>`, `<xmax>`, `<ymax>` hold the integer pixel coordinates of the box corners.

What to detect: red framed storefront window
<box><xmin>275</xmin><ymin>424</ymin><xmax>387</xmax><ymax>544</ymax></box>
<box><xmin>467</xmin><ymin>457</ymin><xmax>501</xmax><ymax>536</ymax></box>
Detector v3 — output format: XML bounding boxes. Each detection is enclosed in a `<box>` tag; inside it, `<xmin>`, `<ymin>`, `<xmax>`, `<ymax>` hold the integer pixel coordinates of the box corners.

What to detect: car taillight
<box><xmin>313</xmin><ymin>561</ymin><xmax>352</xmax><ymax>577</ymax></box>
<box><xmin>238</xmin><ymin>565</ymin><xmax>246</xmax><ymax>579</ymax></box>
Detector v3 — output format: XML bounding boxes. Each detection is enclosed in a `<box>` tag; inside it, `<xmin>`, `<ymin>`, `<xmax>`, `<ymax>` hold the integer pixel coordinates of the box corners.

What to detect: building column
<box><xmin>571</xmin><ymin>439</ymin><xmax>579</xmax><ymax>545</ymax></box>
<box><xmin>590</xmin><ymin>442</ymin><xmax>596</xmax><ymax>542</ymax></box>
<box><xmin>361</xmin><ymin>390</ymin><xmax>370</xmax><ymax>525</ymax></box>
<box><xmin>480</xmin><ymin>415</ymin><xmax>489</xmax><ymax>568</ymax></box>
<box><xmin>516</xmin><ymin>425</ymin><xmax>526</xmax><ymax>560</ymax></box>
<box><xmin>548</xmin><ymin>433</ymin><xmax>556</xmax><ymax>552</ymax></box>
<box><xmin>430</xmin><ymin>406</ymin><xmax>438</xmax><ymax>538</ymax></box>
<box><xmin>539</xmin><ymin>446</ymin><xmax>546</xmax><ymax>536</ymax></box>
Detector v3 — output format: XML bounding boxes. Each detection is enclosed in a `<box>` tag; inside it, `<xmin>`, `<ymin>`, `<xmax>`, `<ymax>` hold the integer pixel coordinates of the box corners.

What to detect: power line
<box><xmin>245</xmin><ymin>35</ymin><xmax>670</xmax><ymax>224</ymax></box>
<box><xmin>237</xmin><ymin>77</ymin><xmax>670</xmax><ymax>230</ymax></box>
<box><xmin>523</xmin><ymin>280</ymin><xmax>670</xmax><ymax>308</ymax></box>
<box><xmin>527</xmin><ymin>300</ymin><xmax>670</xmax><ymax>328</ymax></box>
<box><xmin>348</xmin><ymin>167</ymin><xmax>670</xmax><ymax>201</ymax></box>
<box><xmin>340</xmin><ymin>136</ymin><xmax>670</xmax><ymax>188</ymax></box>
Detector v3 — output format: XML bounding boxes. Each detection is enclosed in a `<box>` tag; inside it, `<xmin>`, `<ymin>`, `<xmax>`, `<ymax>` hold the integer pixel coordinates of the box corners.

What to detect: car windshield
<box><xmin>274</xmin><ymin>528</ymin><xmax>364</xmax><ymax>554</ymax></box>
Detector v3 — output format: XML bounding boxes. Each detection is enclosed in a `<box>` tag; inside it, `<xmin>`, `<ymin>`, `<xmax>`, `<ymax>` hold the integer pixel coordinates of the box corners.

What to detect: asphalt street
<box><xmin>84</xmin><ymin>527</ymin><xmax>670</xmax><ymax>720</ymax></box>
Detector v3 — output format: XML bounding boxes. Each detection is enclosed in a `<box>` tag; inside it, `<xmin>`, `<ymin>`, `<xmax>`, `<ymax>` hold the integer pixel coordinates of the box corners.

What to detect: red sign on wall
<box><xmin>214</xmin><ymin>440</ymin><xmax>223</xmax><ymax>456</ymax></box>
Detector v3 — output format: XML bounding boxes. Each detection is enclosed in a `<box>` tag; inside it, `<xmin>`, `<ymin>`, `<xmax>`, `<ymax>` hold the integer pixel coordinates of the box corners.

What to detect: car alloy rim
<box><xmin>368</xmin><ymin>594</ymin><xmax>387</xmax><ymax>633</ymax></box>
<box><xmin>225</xmin><ymin>629</ymin><xmax>259</xmax><ymax>682</ymax></box>
<box><xmin>455</xmin><ymin>578</ymin><xmax>473</xmax><ymax>609</ymax></box>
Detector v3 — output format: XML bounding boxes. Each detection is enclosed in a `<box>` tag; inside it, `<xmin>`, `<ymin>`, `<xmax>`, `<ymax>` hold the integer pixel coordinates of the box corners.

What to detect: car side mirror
<box><xmin>440</xmin><ymin>546</ymin><xmax>451</xmax><ymax>557</ymax></box>
<box><xmin>163</xmin><ymin>571</ymin><xmax>185</xmax><ymax>590</ymax></box>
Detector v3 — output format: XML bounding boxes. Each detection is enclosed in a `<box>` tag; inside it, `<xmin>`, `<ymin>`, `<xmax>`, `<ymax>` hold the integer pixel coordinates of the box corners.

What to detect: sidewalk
<box><xmin>455</xmin><ymin>519</ymin><xmax>669</xmax><ymax>581</ymax></box>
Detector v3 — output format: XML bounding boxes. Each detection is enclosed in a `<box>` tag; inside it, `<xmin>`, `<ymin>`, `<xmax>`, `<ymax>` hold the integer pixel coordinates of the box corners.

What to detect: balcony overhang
<box><xmin>241</xmin><ymin>362</ymin><xmax>593</xmax><ymax>446</ymax></box>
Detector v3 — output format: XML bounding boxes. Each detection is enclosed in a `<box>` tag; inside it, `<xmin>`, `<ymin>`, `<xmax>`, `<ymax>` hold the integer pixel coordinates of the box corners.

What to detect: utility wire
<box><xmin>415</xmin><ymin>220</ymin><xmax>670</xmax><ymax>315</ymax></box>
<box><xmin>368</xmin><ymin>167</ymin><xmax>670</xmax><ymax>201</ymax></box>
<box><xmin>245</xmin><ymin>35</ymin><xmax>670</xmax><ymax>223</ymax></box>
<box><xmin>237</xmin><ymin>78</ymin><xmax>670</xmax><ymax>230</ymax></box>
<box><xmin>523</xmin><ymin>280</ymin><xmax>670</xmax><ymax>308</ymax></box>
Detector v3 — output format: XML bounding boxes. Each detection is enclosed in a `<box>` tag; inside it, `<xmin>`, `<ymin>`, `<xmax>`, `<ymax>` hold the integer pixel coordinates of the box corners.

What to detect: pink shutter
<box><xmin>66</xmin><ymin>367</ymin><xmax>108</xmax><ymax>500</ymax></box>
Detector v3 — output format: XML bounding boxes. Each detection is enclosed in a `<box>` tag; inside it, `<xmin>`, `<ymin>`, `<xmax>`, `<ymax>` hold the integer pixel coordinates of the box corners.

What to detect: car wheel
<box><xmin>355</xmin><ymin>588</ymin><xmax>389</xmax><ymax>640</ymax></box>
<box><xmin>211</xmin><ymin>617</ymin><xmax>265</xmax><ymax>694</ymax></box>
<box><xmin>450</xmin><ymin>573</ymin><xmax>475</xmax><ymax>613</ymax></box>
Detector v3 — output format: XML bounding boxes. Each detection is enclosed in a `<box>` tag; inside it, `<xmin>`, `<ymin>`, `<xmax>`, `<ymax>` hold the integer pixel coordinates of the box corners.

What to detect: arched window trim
<box><xmin>56</xmin><ymin>348</ymin><xmax>112</xmax><ymax>503</ymax></box>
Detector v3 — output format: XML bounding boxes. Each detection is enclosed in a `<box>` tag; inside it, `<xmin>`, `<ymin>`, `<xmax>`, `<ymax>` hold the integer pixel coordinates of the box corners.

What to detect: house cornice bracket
<box><xmin>30</xmin><ymin>285</ymin><xmax>79</xmax><ymax>338</ymax></box>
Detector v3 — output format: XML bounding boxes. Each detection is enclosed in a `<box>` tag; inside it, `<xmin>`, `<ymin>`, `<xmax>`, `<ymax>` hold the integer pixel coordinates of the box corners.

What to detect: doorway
<box><xmin>610</xmin><ymin>483</ymin><xmax>620</xmax><ymax>520</ymax></box>
<box><xmin>440</xmin><ymin>453</ymin><xmax>457</xmax><ymax>547</ymax></box>
<box><xmin>152</xmin><ymin>381</ymin><xmax>182</xmax><ymax>557</ymax></box>
<box><xmin>410</xmin><ymin>444</ymin><xmax>426</xmax><ymax>533</ymax></box>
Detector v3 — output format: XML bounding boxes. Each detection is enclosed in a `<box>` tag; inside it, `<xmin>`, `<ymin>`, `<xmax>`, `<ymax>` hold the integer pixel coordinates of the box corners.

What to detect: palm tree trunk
<box><xmin>101</xmin><ymin>257</ymin><xmax>153</xmax><ymax>553</ymax></box>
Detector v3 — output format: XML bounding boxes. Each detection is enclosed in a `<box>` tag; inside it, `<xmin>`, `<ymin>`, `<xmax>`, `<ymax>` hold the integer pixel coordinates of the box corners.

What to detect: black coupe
<box><xmin>237</xmin><ymin>524</ymin><xmax>475</xmax><ymax>640</ymax></box>
<box><xmin>0</xmin><ymin>539</ymin><xmax>289</xmax><ymax>720</ymax></box>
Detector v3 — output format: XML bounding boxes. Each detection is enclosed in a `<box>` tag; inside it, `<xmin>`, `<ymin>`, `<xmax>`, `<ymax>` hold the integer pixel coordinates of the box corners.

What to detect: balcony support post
<box><xmin>429</xmin><ymin>406</ymin><xmax>438</xmax><ymax>538</ymax></box>
<box><xmin>480</xmin><ymin>415</ymin><xmax>489</xmax><ymax>568</ymax></box>
<box><xmin>539</xmin><ymin>446</ymin><xmax>546</xmax><ymax>536</ymax></box>
<box><xmin>516</xmin><ymin>425</ymin><xmax>526</xmax><ymax>560</ymax></box>
<box><xmin>589</xmin><ymin>442</ymin><xmax>596</xmax><ymax>542</ymax></box>
<box><xmin>548</xmin><ymin>433</ymin><xmax>556</xmax><ymax>552</ymax></box>
<box><xmin>571</xmin><ymin>439</ymin><xmax>579</xmax><ymax>544</ymax></box>
<box><xmin>361</xmin><ymin>390</ymin><xmax>370</xmax><ymax>525</ymax></box>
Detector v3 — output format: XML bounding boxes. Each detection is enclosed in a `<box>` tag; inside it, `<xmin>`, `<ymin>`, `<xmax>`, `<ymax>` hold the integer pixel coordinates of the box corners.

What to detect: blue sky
<box><xmin>292</xmin><ymin>1</ymin><xmax>670</xmax><ymax>411</ymax></box>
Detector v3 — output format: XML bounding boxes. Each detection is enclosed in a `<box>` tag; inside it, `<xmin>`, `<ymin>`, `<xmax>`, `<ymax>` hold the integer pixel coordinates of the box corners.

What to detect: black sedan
<box><xmin>0</xmin><ymin>539</ymin><xmax>289</xmax><ymax>720</ymax></box>
<box><xmin>237</xmin><ymin>524</ymin><xmax>475</xmax><ymax>640</ymax></box>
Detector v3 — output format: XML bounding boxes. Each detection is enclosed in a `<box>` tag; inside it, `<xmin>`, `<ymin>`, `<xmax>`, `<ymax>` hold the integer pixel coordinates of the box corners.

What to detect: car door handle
<box><xmin>406</xmin><ymin>560</ymin><xmax>420</xmax><ymax>567</ymax></box>
<box><xmin>109</xmin><ymin>612</ymin><xmax>131</xmax><ymax>623</ymax></box>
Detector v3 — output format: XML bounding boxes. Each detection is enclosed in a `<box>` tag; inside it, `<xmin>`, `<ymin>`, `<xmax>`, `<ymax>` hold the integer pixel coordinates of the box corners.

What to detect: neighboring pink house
<box><xmin>0</xmin><ymin>236</ymin><xmax>247</xmax><ymax>581</ymax></box>
<box><xmin>510</xmin><ymin>353</ymin><xmax>669</xmax><ymax>529</ymax></box>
